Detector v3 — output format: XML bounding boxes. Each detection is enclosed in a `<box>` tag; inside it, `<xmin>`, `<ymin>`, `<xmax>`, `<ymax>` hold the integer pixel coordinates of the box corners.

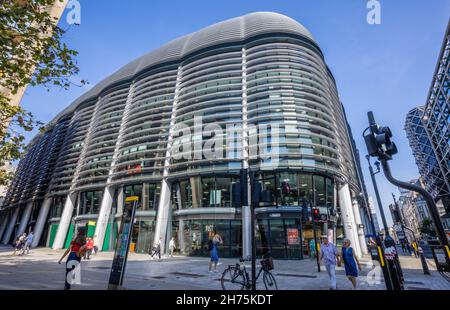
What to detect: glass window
<box><xmin>285</xmin><ymin>219</ymin><xmax>302</xmax><ymax>259</ymax></box>
<box><xmin>146</xmin><ymin>183</ymin><xmax>160</xmax><ymax>210</ymax></box>
<box><xmin>299</xmin><ymin>174</ymin><xmax>313</xmax><ymax>202</ymax></box>
<box><xmin>256</xmin><ymin>219</ymin><xmax>270</xmax><ymax>256</ymax></box>
<box><xmin>201</xmin><ymin>177</ymin><xmax>215</xmax><ymax>208</ymax></box>
<box><xmin>314</xmin><ymin>175</ymin><xmax>326</xmax><ymax>207</ymax></box>
<box><xmin>124</xmin><ymin>184</ymin><xmax>143</xmax><ymax>209</ymax></box>
<box><xmin>279</xmin><ymin>172</ymin><xmax>299</xmax><ymax>206</ymax></box>
<box><xmin>215</xmin><ymin>178</ymin><xmax>232</xmax><ymax>208</ymax></box>
<box><xmin>326</xmin><ymin>177</ymin><xmax>334</xmax><ymax>208</ymax></box>
<box><xmin>268</xmin><ymin>219</ymin><xmax>286</xmax><ymax>258</ymax></box>
<box><xmin>134</xmin><ymin>220</ymin><xmax>156</xmax><ymax>254</ymax></box>
<box><xmin>79</xmin><ymin>190</ymin><xmax>103</xmax><ymax>215</ymax></box>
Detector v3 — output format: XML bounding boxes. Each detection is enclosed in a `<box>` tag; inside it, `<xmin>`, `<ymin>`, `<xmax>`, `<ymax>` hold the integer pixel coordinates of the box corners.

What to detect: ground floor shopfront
<box><xmin>0</xmin><ymin>172</ymin><xmax>367</xmax><ymax>259</ymax></box>
<box><xmin>31</xmin><ymin>211</ymin><xmax>343</xmax><ymax>260</ymax></box>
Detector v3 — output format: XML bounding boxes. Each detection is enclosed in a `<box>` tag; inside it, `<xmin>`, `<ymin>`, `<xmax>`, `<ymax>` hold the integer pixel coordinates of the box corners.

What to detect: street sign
<box><xmin>108</xmin><ymin>196</ymin><xmax>139</xmax><ymax>289</ymax></box>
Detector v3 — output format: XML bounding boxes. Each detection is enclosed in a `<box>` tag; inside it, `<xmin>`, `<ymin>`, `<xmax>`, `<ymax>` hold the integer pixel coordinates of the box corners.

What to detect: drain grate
<box><xmin>276</xmin><ymin>273</ymin><xmax>317</xmax><ymax>279</ymax></box>
<box><xmin>91</xmin><ymin>266</ymin><xmax>110</xmax><ymax>270</ymax></box>
<box><xmin>152</xmin><ymin>276</ymin><xmax>166</xmax><ymax>279</ymax></box>
<box><xmin>170</xmin><ymin>272</ymin><xmax>205</xmax><ymax>278</ymax></box>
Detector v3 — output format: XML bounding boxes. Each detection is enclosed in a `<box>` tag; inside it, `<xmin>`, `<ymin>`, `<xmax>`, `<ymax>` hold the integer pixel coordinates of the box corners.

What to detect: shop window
<box><xmin>79</xmin><ymin>190</ymin><xmax>103</xmax><ymax>215</ymax></box>
<box><xmin>124</xmin><ymin>184</ymin><xmax>143</xmax><ymax>209</ymax></box>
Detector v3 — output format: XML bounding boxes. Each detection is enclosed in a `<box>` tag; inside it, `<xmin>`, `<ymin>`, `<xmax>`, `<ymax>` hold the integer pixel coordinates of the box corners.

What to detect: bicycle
<box><xmin>221</xmin><ymin>255</ymin><xmax>278</xmax><ymax>290</ymax></box>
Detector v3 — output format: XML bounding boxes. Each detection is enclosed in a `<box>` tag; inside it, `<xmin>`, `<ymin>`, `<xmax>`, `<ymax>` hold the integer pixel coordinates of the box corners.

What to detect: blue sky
<box><xmin>20</xmin><ymin>0</ymin><xmax>450</xmax><ymax>227</ymax></box>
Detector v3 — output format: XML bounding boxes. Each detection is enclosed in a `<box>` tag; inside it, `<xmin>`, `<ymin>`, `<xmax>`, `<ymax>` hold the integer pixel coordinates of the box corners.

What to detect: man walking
<box><xmin>319</xmin><ymin>235</ymin><xmax>341</xmax><ymax>290</ymax></box>
<box><xmin>21</xmin><ymin>231</ymin><xmax>34</xmax><ymax>255</ymax></box>
<box><xmin>150</xmin><ymin>237</ymin><xmax>162</xmax><ymax>260</ymax></box>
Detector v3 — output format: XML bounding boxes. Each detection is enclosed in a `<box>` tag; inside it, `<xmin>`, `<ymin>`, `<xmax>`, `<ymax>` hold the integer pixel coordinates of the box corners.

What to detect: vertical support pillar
<box><xmin>16</xmin><ymin>201</ymin><xmax>33</xmax><ymax>237</ymax></box>
<box><xmin>32</xmin><ymin>198</ymin><xmax>52</xmax><ymax>247</ymax></box>
<box><xmin>52</xmin><ymin>193</ymin><xmax>76</xmax><ymax>249</ymax></box>
<box><xmin>178</xmin><ymin>219</ymin><xmax>185</xmax><ymax>254</ymax></box>
<box><xmin>0</xmin><ymin>212</ymin><xmax>9</xmax><ymax>242</ymax></box>
<box><xmin>93</xmin><ymin>186</ymin><xmax>114</xmax><ymax>250</ymax></box>
<box><xmin>153</xmin><ymin>65</ymin><xmax>182</xmax><ymax>254</ymax></box>
<box><xmin>154</xmin><ymin>179</ymin><xmax>171</xmax><ymax>254</ymax></box>
<box><xmin>352</xmin><ymin>200</ymin><xmax>368</xmax><ymax>255</ymax></box>
<box><xmin>338</xmin><ymin>184</ymin><xmax>362</xmax><ymax>257</ymax></box>
<box><xmin>2</xmin><ymin>207</ymin><xmax>19</xmax><ymax>244</ymax></box>
<box><xmin>165</xmin><ymin>202</ymin><xmax>173</xmax><ymax>255</ymax></box>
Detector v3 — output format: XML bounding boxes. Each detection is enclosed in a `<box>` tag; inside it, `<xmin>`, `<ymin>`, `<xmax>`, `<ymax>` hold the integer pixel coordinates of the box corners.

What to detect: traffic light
<box><xmin>312</xmin><ymin>208</ymin><xmax>320</xmax><ymax>222</ymax></box>
<box><xmin>364</xmin><ymin>112</ymin><xmax>398</xmax><ymax>161</ymax></box>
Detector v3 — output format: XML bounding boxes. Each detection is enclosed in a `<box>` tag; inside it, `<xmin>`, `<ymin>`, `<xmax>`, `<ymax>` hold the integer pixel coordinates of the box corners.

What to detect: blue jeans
<box><xmin>325</xmin><ymin>263</ymin><xmax>337</xmax><ymax>290</ymax></box>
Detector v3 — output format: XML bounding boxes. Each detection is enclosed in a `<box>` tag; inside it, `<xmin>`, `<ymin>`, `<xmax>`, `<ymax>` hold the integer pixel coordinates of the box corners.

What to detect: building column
<box><xmin>153</xmin><ymin>65</ymin><xmax>182</xmax><ymax>255</ymax></box>
<box><xmin>338</xmin><ymin>184</ymin><xmax>362</xmax><ymax>257</ymax></box>
<box><xmin>16</xmin><ymin>201</ymin><xmax>33</xmax><ymax>237</ymax></box>
<box><xmin>0</xmin><ymin>212</ymin><xmax>10</xmax><ymax>240</ymax></box>
<box><xmin>32</xmin><ymin>198</ymin><xmax>52</xmax><ymax>248</ymax></box>
<box><xmin>52</xmin><ymin>193</ymin><xmax>76</xmax><ymax>249</ymax></box>
<box><xmin>178</xmin><ymin>220</ymin><xmax>185</xmax><ymax>254</ymax></box>
<box><xmin>93</xmin><ymin>186</ymin><xmax>114</xmax><ymax>251</ymax></box>
<box><xmin>352</xmin><ymin>200</ymin><xmax>368</xmax><ymax>255</ymax></box>
<box><xmin>0</xmin><ymin>212</ymin><xmax>10</xmax><ymax>242</ymax></box>
<box><xmin>2</xmin><ymin>207</ymin><xmax>19</xmax><ymax>244</ymax></box>
<box><xmin>154</xmin><ymin>179</ymin><xmax>171</xmax><ymax>254</ymax></box>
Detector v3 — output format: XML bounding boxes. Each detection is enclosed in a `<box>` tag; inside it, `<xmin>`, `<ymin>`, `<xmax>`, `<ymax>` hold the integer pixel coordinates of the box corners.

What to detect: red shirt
<box><xmin>70</xmin><ymin>241</ymin><xmax>82</xmax><ymax>252</ymax></box>
<box><xmin>86</xmin><ymin>239</ymin><xmax>94</xmax><ymax>250</ymax></box>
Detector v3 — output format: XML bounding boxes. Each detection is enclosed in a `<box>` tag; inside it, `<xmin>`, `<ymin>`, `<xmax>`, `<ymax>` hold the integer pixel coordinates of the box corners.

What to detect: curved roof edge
<box><xmin>42</xmin><ymin>12</ymin><xmax>317</xmax><ymax>133</ymax></box>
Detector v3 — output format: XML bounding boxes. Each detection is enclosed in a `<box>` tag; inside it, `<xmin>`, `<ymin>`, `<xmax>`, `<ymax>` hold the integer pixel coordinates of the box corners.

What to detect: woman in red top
<box><xmin>58</xmin><ymin>232</ymin><xmax>86</xmax><ymax>290</ymax></box>
<box><xmin>84</xmin><ymin>237</ymin><xmax>94</xmax><ymax>260</ymax></box>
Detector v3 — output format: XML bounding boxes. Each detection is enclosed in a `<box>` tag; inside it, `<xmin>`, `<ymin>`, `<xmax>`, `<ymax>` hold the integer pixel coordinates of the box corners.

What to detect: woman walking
<box><xmin>58</xmin><ymin>232</ymin><xmax>86</xmax><ymax>289</ymax></box>
<box><xmin>341</xmin><ymin>238</ymin><xmax>362</xmax><ymax>289</ymax></box>
<box><xmin>208</xmin><ymin>231</ymin><xmax>223</xmax><ymax>273</ymax></box>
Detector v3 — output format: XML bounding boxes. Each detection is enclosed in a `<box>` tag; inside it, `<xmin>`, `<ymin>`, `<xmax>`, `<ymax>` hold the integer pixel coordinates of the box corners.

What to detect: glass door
<box><xmin>268</xmin><ymin>219</ymin><xmax>286</xmax><ymax>259</ymax></box>
<box><xmin>285</xmin><ymin>219</ymin><xmax>302</xmax><ymax>259</ymax></box>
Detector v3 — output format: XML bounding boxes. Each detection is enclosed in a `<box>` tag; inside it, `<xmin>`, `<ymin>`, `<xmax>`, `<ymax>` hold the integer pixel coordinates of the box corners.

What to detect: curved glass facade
<box><xmin>0</xmin><ymin>12</ymin><xmax>365</xmax><ymax>259</ymax></box>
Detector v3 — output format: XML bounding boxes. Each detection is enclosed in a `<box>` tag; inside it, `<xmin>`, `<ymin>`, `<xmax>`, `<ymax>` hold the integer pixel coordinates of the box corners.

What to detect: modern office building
<box><xmin>0</xmin><ymin>12</ymin><xmax>367</xmax><ymax>259</ymax></box>
<box><xmin>404</xmin><ymin>19</ymin><xmax>450</xmax><ymax>236</ymax></box>
<box><xmin>405</xmin><ymin>107</ymin><xmax>449</xmax><ymax>201</ymax></box>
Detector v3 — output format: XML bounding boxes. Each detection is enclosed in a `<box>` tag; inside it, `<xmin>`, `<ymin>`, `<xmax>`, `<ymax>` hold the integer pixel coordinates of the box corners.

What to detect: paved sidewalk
<box><xmin>397</xmin><ymin>253</ymin><xmax>450</xmax><ymax>290</ymax></box>
<box><xmin>0</xmin><ymin>245</ymin><xmax>448</xmax><ymax>290</ymax></box>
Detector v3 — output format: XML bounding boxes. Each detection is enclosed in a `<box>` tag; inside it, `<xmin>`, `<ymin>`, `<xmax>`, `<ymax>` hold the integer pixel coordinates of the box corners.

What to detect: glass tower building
<box><xmin>405</xmin><ymin>19</ymin><xmax>450</xmax><ymax>233</ymax></box>
<box><xmin>0</xmin><ymin>12</ymin><xmax>367</xmax><ymax>259</ymax></box>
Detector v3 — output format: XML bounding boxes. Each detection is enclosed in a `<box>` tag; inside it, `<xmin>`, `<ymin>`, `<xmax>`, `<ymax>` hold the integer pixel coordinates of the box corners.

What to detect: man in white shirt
<box><xmin>319</xmin><ymin>235</ymin><xmax>341</xmax><ymax>290</ymax></box>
